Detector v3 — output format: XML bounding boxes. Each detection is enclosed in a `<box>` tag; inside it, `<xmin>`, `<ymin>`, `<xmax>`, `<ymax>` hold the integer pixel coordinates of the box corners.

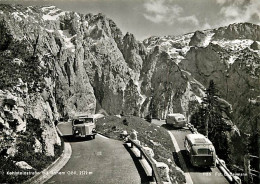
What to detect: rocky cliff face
<box><xmin>213</xmin><ymin>22</ymin><xmax>260</xmax><ymax>41</ymax></box>
<box><xmin>0</xmin><ymin>4</ymin><xmax>205</xmax><ymax>122</ymax></box>
<box><xmin>0</xmin><ymin>5</ymin><xmax>147</xmax><ymax>170</ymax></box>
<box><xmin>0</xmin><ymin>4</ymin><xmax>259</xmax><ymax>174</ymax></box>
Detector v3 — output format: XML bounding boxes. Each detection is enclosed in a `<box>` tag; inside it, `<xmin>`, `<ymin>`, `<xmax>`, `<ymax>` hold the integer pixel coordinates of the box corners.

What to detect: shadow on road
<box><xmin>123</xmin><ymin>144</ymin><xmax>150</xmax><ymax>184</ymax></box>
<box><xmin>172</xmin><ymin>151</ymin><xmax>182</xmax><ymax>169</ymax></box>
<box><xmin>62</xmin><ymin>135</ymin><xmax>94</xmax><ymax>142</ymax></box>
<box><xmin>161</xmin><ymin>124</ymin><xmax>189</xmax><ymax>131</ymax></box>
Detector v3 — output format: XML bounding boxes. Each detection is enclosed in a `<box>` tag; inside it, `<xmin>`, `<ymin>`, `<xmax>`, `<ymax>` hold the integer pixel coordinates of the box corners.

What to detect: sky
<box><xmin>1</xmin><ymin>0</ymin><xmax>260</xmax><ymax>40</ymax></box>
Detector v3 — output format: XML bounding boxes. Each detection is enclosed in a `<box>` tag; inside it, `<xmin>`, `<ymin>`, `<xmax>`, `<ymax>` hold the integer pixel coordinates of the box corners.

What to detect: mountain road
<box><xmin>46</xmin><ymin>122</ymin><xmax>146</xmax><ymax>184</ymax></box>
<box><xmin>152</xmin><ymin>119</ymin><xmax>230</xmax><ymax>184</ymax></box>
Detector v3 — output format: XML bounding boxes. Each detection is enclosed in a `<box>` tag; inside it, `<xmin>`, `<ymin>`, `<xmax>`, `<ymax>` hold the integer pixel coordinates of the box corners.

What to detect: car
<box><xmin>166</xmin><ymin>113</ymin><xmax>186</xmax><ymax>128</ymax></box>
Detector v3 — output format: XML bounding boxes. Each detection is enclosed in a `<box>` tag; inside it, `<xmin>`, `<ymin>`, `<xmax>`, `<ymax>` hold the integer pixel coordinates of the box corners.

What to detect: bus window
<box><xmin>83</xmin><ymin>118</ymin><xmax>94</xmax><ymax>123</ymax></box>
<box><xmin>74</xmin><ymin>119</ymin><xmax>84</xmax><ymax>125</ymax></box>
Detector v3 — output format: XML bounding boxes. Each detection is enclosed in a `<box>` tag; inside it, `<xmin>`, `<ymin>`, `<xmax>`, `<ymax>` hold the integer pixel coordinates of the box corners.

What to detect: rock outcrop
<box><xmin>189</xmin><ymin>31</ymin><xmax>206</xmax><ymax>47</ymax></box>
<box><xmin>250</xmin><ymin>41</ymin><xmax>260</xmax><ymax>50</ymax></box>
<box><xmin>213</xmin><ymin>22</ymin><xmax>260</xmax><ymax>41</ymax></box>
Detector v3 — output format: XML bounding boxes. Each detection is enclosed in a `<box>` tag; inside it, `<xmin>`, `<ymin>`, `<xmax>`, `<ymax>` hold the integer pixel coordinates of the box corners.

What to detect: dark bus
<box><xmin>184</xmin><ymin>133</ymin><xmax>216</xmax><ymax>167</ymax></box>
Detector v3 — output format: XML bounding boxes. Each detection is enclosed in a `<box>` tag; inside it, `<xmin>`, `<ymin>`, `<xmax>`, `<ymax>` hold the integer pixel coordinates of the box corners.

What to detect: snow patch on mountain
<box><xmin>144</xmin><ymin>33</ymin><xmax>195</xmax><ymax>65</ymax></box>
<box><xmin>25</xmin><ymin>6</ymin><xmax>33</xmax><ymax>14</ymax></box>
<box><xmin>58</xmin><ymin>30</ymin><xmax>76</xmax><ymax>52</ymax></box>
<box><xmin>42</xmin><ymin>11</ymin><xmax>65</xmax><ymax>21</ymax></box>
<box><xmin>172</xmin><ymin>33</ymin><xmax>194</xmax><ymax>46</ymax></box>
<box><xmin>41</xmin><ymin>7</ymin><xmax>67</xmax><ymax>21</ymax></box>
<box><xmin>41</xmin><ymin>6</ymin><xmax>57</xmax><ymax>12</ymax></box>
<box><xmin>88</xmin><ymin>24</ymin><xmax>97</xmax><ymax>32</ymax></box>
<box><xmin>228</xmin><ymin>55</ymin><xmax>238</xmax><ymax>65</ymax></box>
<box><xmin>134</xmin><ymin>80</ymin><xmax>146</xmax><ymax>105</ymax></box>
<box><xmin>212</xmin><ymin>39</ymin><xmax>254</xmax><ymax>50</ymax></box>
<box><xmin>144</xmin><ymin>33</ymin><xmax>194</xmax><ymax>65</ymax></box>
<box><xmin>11</xmin><ymin>11</ymin><xmax>29</xmax><ymax>21</ymax></box>
<box><xmin>181</xmin><ymin>46</ymin><xmax>191</xmax><ymax>55</ymax></box>
<box><xmin>202</xmin><ymin>32</ymin><xmax>215</xmax><ymax>47</ymax></box>
<box><xmin>144</xmin><ymin>33</ymin><xmax>193</xmax><ymax>52</ymax></box>
<box><xmin>12</xmin><ymin>12</ymin><xmax>23</xmax><ymax>21</ymax></box>
<box><xmin>195</xmin><ymin>95</ymin><xmax>202</xmax><ymax>103</ymax></box>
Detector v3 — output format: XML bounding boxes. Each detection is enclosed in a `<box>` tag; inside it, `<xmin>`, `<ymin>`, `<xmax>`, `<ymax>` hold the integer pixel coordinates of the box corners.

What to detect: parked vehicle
<box><xmin>184</xmin><ymin>133</ymin><xmax>216</xmax><ymax>167</ymax></box>
<box><xmin>166</xmin><ymin>113</ymin><xmax>186</xmax><ymax>128</ymax></box>
<box><xmin>72</xmin><ymin>115</ymin><xmax>97</xmax><ymax>139</ymax></box>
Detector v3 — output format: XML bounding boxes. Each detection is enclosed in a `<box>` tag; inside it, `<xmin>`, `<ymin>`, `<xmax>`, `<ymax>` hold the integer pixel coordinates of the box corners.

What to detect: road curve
<box><xmin>46</xmin><ymin>123</ymin><xmax>143</xmax><ymax>184</ymax></box>
<box><xmin>152</xmin><ymin>119</ymin><xmax>229</xmax><ymax>184</ymax></box>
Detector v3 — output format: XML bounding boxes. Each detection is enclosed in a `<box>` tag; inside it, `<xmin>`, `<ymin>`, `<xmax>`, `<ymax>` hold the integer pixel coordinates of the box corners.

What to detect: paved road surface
<box><xmin>152</xmin><ymin>119</ymin><xmax>229</xmax><ymax>184</ymax></box>
<box><xmin>46</xmin><ymin>122</ymin><xmax>146</xmax><ymax>184</ymax></box>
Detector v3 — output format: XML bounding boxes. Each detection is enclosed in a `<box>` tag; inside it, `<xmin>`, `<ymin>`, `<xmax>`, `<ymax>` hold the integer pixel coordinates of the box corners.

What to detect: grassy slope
<box><xmin>96</xmin><ymin>115</ymin><xmax>186</xmax><ymax>184</ymax></box>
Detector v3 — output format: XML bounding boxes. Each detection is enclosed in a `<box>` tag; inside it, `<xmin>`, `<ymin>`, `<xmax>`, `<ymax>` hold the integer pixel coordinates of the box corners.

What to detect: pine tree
<box><xmin>190</xmin><ymin>80</ymin><xmax>240</xmax><ymax>165</ymax></box>
<box><xmin>202</xmin><ymin>80</ymin><xmax>219</xmax><ymax>137</ymax></box>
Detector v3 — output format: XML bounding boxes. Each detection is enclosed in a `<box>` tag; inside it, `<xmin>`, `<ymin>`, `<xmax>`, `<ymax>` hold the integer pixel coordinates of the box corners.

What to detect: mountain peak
<box><xmin>213</xmin><ymin>22</ymin><xmax>260</xmax><ymax>41</ymax></box>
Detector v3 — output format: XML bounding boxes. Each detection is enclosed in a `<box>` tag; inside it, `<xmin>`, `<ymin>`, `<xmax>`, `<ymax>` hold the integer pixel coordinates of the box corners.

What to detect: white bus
<box><xmin>184</xmin><ymin>133</ymin><xmax>216</xmax><ymax>167</ymax></box>
<box><xmin>72</xmin><ymin>115</ymin><xmax>97</xmax><ymax>139</ymax></box>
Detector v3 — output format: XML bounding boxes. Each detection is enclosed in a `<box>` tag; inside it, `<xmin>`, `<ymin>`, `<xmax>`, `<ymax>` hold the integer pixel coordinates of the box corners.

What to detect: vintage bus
<box><xmin>166</xmin><ymin>113</ymin><xmax>186</xmax><ymax>128</ymax></box>
<box><xmin>72</xmin><ymin>115</ymin><xmax>97</xmax><ymax>139</ymax></box>
<box><xmin>184</xmin><ymin>133</ymin><xmax>216</xmax><ymax>167</ymax></box>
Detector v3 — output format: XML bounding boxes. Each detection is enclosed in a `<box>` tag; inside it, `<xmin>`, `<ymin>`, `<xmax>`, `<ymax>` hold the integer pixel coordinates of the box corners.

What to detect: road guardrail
<box><xmin>126</xmin><ymin>138</ymin><xmax>164</xmax><ymax>184</ymax></box>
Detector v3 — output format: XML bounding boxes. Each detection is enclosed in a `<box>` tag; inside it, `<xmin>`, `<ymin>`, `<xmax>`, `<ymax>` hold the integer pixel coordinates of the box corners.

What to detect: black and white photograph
<box><xmin>0</xmin><ymin>0</ymin><xmax>259</xmax><ymax>183</ymax></box>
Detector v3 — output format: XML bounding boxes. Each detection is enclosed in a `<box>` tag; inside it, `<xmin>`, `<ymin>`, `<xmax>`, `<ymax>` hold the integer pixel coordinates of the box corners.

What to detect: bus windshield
<box><xmin>177</xmin><ymin>118</ymin><xmax>185</xmax><ymax>121</ymax></box>
<box><xmin>197</xmin><ymin>148</ymin><xmax>211</xmax><ymax>155</ymax></box>
<box><xmin>73</xmin><ymin>117</ymin><xmax>94</xmax><ymax>125</ymax></box>
<box><xmin>73</xmin><ymin>119</ymin><xmax>84</xmax><ymax>125</ymax></box>
<box><xmin>80</xmin><ymin>118</ymin><xmax>93</xmax><ymax>123</ymax></box>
